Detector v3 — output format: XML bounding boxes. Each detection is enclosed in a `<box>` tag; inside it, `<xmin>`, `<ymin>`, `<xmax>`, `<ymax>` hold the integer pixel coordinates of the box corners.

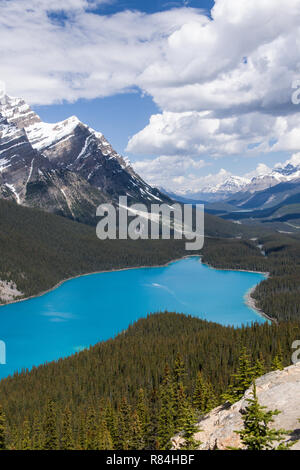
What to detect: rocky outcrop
<box><xmin>0</xmin><ymin>280</ymin><xmax>23</xmax><ymax>303</ymax></box>
<box><xmin>172</xmin><ymin>363</ymin><xmax>300</xmax><ymax>450</ymax></box>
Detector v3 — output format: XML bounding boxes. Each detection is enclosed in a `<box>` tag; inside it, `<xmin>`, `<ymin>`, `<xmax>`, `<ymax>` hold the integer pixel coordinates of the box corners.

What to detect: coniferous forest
<box><xmin>0</xmin><ymin>201</ymin><xmax>300</xmax><ymax>449</ymax></box>
<box><xmin>1</xmin><ymin>199</ymin><xmax>300</xmax><ymax>323</ymax></box>
<box><xmin>0</xmin><ymin>313</ymin><xmax>299</xmax><ymax>450</ymax></box>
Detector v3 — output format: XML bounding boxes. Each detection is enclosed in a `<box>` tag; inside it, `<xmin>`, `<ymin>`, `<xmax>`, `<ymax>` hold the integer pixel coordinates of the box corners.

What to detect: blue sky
<box><xmin>32</xmin><ymin>0</ymin><xmax>220</xmax><ymax>172</ymax></box>
<box><xmin>94</xmin><ymin>0</ymin><xmax>215</xmax><ymax>15</ymax></box>
<box><xmin>34</xmin><ymin>91</ymin><xmax>159</xmax><ymax>157</ymax></box>
<box><xmin>33</xmin><ymin>0</ymin><xmax>215</xmax><ymax>158</ymax></box>
<box><xmin>2</xmin><ymin>0</ymin><xmax>300</xmax><ymax>193</ymax></box>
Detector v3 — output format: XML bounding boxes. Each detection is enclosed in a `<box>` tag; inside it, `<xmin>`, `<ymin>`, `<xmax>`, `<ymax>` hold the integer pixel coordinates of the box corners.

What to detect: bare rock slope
<box><xmin>173</xmin><ymin>363</ymin><xmax>300</xmax><ymax>450</ymax></box>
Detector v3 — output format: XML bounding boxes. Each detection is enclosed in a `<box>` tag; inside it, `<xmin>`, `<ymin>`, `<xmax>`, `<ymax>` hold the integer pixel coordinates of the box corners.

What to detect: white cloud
<box><xmin>244</xmin><ymin>163</ymin><xmax>272</xmax><ymax>180</ymax></box>
<box><xmin>0</xmin><ymin>2</ymin><xmax>206</xmax><ymax>104</ymax></box>
<box><xmin>133</xmin><ymin>155</ymin><xmax>208</xmax><ymax>190</ymax></box>
<box><xmin>275</xmin><ymin>152</ymin><xmax>300</xmax><ymax>169</ymax></box>
<box><xmin>2</xmin><ymin>0</ymin><xmax>300</xmax><ymax>192</ymax></box>
<box><xmin>132</xmin><ymin>156</ymin><xmax>234</xmax><ymax>193</ymax></box>
<box><xmin>127</xmin><ymin>0</ymin><xmax>300</xmax><ymax>170</ymax></box>
<box><xmin>3</xmin><ymin>0</ymin><xmax>300</xmax><ymax>115</ymax></box>
<box><xmin>127</xmin><ymin>110</ymin><xmax>294</xmax><ymax>158</ymax></box>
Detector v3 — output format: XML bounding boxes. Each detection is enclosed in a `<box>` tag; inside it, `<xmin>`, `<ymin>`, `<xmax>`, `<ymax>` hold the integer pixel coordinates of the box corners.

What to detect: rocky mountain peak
<box><xmin>0</xmin><ymin>94</ymin><xmax>41</xmax><ymax>129</ymax></box>
<box><xmin>0</xmin><ymin>94</ymin><xmax>169</xmax><ymax>222</ymax></box>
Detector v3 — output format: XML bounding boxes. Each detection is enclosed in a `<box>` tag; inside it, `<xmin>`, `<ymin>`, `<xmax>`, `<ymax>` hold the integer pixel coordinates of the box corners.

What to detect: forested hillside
<box><xmin>0</xmin><ymin>199</ymin><xmax>188</xmax><ymax>300</ymax></box>
<box><xmin>0</xmin><ymin>312</ymin><xmax>298</xmax><ymax>450</ymax></box>
<box><xmin>1</xmin><ymin>199</ymin><xmax>300</xmax><ymax>322</ymax></box>
<box><xmin>0</xmin><ymin>199</ymin><xmax>259</xmax><ymax>302</ymax></box>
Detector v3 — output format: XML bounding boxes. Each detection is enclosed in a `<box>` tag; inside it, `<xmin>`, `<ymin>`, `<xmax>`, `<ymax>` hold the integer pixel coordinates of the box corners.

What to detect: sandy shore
<box><xmin>244</xmin><ymin>285</ymin><xmax>276</xmax><ymax>324</ymax></box>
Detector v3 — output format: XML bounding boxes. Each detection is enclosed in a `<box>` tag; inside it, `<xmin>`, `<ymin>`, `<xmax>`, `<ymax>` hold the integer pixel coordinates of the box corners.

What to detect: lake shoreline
<box><xmin>0</xmin><ymin>254</ymin><xmax>199</xmax><ymax>308</ymax></box>
<box><xmin>0</xmin><ymin>254</ymin><xmax>274</xmax><ymax>324</ymax></box>
<box><xmin>244</xmin><ymin>285</ymin><xmax>276</xmax><ymax>324</ymax></box>
<box><xmin>202</xmin><ymin>261</ymin><xmax>273</xmax><ymax>323</ymax></box>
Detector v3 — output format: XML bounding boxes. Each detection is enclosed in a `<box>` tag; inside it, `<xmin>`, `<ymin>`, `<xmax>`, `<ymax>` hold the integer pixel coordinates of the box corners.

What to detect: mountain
<box><xmin>172</xmin><ymin>362</ymin><xmax>300</xmax><ymax>450</ymax></box>
<box><xmin>203</xmin><ymin>181</ymin><xmax>300</xmax><ymax>232</ymax></box>
<box><xmin>166</xmin><ymin>158</ymin><xmax>300</xmax><ymax>203</ymax></box>
<box><xmin>0</xmin><ymin>95</ymin><xmax>168</xmax><ymax>224</ymax></box>
<box><xmin>161</xmin><ymin>156</ymin><xmax>300</xmax><ymax>232</ymax></box>
<box><xmin>161</xmin><ymin>176</ymin><xmax>250</xmax><ymax>203</ymax></box>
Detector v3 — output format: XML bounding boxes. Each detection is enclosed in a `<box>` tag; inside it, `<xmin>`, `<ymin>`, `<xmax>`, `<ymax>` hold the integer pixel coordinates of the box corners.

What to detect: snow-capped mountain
<box><xmin>205</xmin><ymin>175</ymin><xmax>250</xmax><ymax>194</ymax></box>
<box><xmin>0</xmin><ymin>95</ymin><xmax>168</xmax><ymax>223</ymax></box>
<box><xmin>167</xmin><ymin>158</ymin><xmax>300</xmax><ymax>202</ymax></box>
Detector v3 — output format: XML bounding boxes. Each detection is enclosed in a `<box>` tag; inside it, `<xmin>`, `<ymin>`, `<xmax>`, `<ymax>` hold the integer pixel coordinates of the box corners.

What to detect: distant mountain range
<box><xmin>161</xmin><ymin>158</ymin><xmax>300</xmax><ymax>233</ymax></box>
<box><xmin>0</xmin><ymin>95</ymin><xmax>168</xmax><ymax>224</ymax></box>
<box><xmin>162</xmin><ymin>158</ymin><xmax>300</xmax><ymax>203</ymax></box>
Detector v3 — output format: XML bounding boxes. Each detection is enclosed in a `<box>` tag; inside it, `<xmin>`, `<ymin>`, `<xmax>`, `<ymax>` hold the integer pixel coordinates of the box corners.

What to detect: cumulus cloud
<box><xmin>133</xmin><ymin>155</ymin><xmax>208</xmax><ymax>189</ymax></box>
<box><xmin>0</xmin><ymin>1</ymin><xmax>206</xmax><ymax>104</ymax></box>
<box><xmin>3</xmin><ymin>0</ymin><xmax>300</xmax><ymax>115</ymax></box>
<box><xmin>244</xmin><ymin>163</ymin><xmax>272</xmax><ymax>180</ymax></box>
<box><xmin>127</xmin><ymin>110</ymin><xmax>300</xmax><ymax>158</ymax></box>
<box><xmin>127</xmin><ymin>0</ymin><xmax>300</xmax><ymax>171</ymax></box>
<box><xmin>275</xmin><ymin>152</ymin><xmax>300</xmax><ymax>169</ymax></box>
<box><xmin>132</xmin><ymin>154</ymin><xmax>235</xmax><ymax>193</ymax></box>
<box><xmin>139</xmin><ymin>166</ymin><xmax>234</xmax><ymax>194</ymax></box>
<box><xmin>2</xmin><ymin>0</ymin><xmax>300</xmax><ymax>192</ymax></box>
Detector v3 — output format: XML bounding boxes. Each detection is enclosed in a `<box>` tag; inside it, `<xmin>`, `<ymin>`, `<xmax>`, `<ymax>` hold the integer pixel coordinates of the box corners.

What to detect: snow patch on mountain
<box><xmin>170</xmin><ymin>154</ymin><xmax>300</xmax><ymax>201</ymax></box>
<box><xmin>0</xmin><ymin>95</ymin><xmax>40</xmax><ymax>128</ymax></box>
<box><xmin>26</xmin><ymin>116</ymin><xmax>80</xmax><ymax>151</ymax></box>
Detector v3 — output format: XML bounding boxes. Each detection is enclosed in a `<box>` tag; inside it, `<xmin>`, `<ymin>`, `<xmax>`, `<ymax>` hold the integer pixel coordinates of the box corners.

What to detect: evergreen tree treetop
<box><xmin>235</xmin><ymin>382</ymin><xmax>294</xmax><ymax>451</ymax></box>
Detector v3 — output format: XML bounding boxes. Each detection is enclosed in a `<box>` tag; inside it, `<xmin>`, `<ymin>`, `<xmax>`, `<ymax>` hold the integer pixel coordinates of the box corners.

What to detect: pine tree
<box><xmin>118</xmin><ymin>398</ymin><xmax>132</xmax><ymax>450</ymax></box>
<box><xmin>173</xmin><ymin>354</ymin><xmax>189</xmax><ymax>431</ymax></box>
<box><xmin>173</xmin><ymin>353</ymin><xmax>185</xmax><ymax>385</ymax></box>
<box><xmin>78</xmin><ymin>410</ymin><xmax>87</xmax><ymax>450</ymax></box>
<box><xmin>0</xmin><ymin>406</ymin><xmax>6</xmax><ymax>450</ymax></box>
<box><xmin>205</xmin><ymin>381</ymin><xmax>218</xmax><ymax>412</ymax></box>
<box><xmin>43</xmin><ymin>399</ymin><xmax>59</xmax><ymax>450</ymax></box>
<box><xmin>253</xmin><ymin>356</ymin><xmax>265</xmax><ymax>378</ymax></box>
<box><xmin>21</xmin><ymin>419</ymin><xmax>31</xmax><ymax>450</ymax></box>
<box><xmin>193</xmin><ymin>371</ymin><xmax>217</xmax><ymax>415</ymax></box>
<box><xmin>32</xmin><ymin>412</ymin><xmax>42</xmax><ymax>450</ymax></box>
<box><xmin>158</xmin><ymin>364</ymin><xmax>175</xmax><ymax>450</ymax></box>
<box><xmin>272</xmin><ymin>343</ymin><xmax>284</xmax><ymax>371</ymax></box>
<box><xmin>235</xmin><ymin>382</ymin><xmax>292</xmax><ymax>450</ymax></box>
<box><xmin>271</xmin><ymin>355</ymin><xmax>284</xmax><ymax>371</ymax></box>
<box><xmin>105</xmin><ymin>404</ymin><xmax>118</xmax><ymax>448</ymax></box>
<box><xmin>174</xmin><ymin>383</ymin><xmax>189</xmax><ymax>431</ymax></box>
<box><xmin>130</xmin><ymin>410</ymin><xmax>144</xmax><ymax>450</ymax></box>
<box><xmin>222</xmin><ymin>348</ymin><xmax>254</xmax><ymax>404</ymax></box>
<box><xmin>136</xmin><ymin>388</ymin><xmax>149</xmax><ymax>438</ymax></box>
<box><xmin>146</xmin><ymin>387</ymin><xmax>160</xmax><ymax>450</ymax></box>
<box><xmin>61</xmin><ymin>407</ymin><xmax>74</xmax><ymax>450</ymax></box>
<box><xmin>85</xmin><ymin>405</ymin><xmax>99</xmax><ymax>450</ymax></box>
<box><xmin>8</xmin><ymin>425</ymin><xmax>19</xmax><ymax>450</ymax></box>
<box><xmin>180</xmin><ymin>405</ymin><xmax>200</xmax><ymax>450</ymax></box>
<box><xmin>98</xmin><ymin>413</ymin><xmax>114</xmax><ymax>450</ymax></box>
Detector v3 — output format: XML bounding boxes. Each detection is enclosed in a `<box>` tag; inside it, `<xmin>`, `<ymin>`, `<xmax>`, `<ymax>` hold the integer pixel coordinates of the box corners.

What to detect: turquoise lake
<box><xmin>0</xmin><ymin>257</ymin><xmax>266</xmax><ymax>379</ymax></box>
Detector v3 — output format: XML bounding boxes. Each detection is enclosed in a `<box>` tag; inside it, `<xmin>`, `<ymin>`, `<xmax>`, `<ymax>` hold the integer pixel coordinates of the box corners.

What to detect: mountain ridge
<box><xmin>165</xmin><ymin>156</ymin><xmax>300</xmax><ymax>202</ymax></box>
<box><xmin>0</xmin><ymin>95</ymin><xmax>169</xmax><ymax>224</ymax></box>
